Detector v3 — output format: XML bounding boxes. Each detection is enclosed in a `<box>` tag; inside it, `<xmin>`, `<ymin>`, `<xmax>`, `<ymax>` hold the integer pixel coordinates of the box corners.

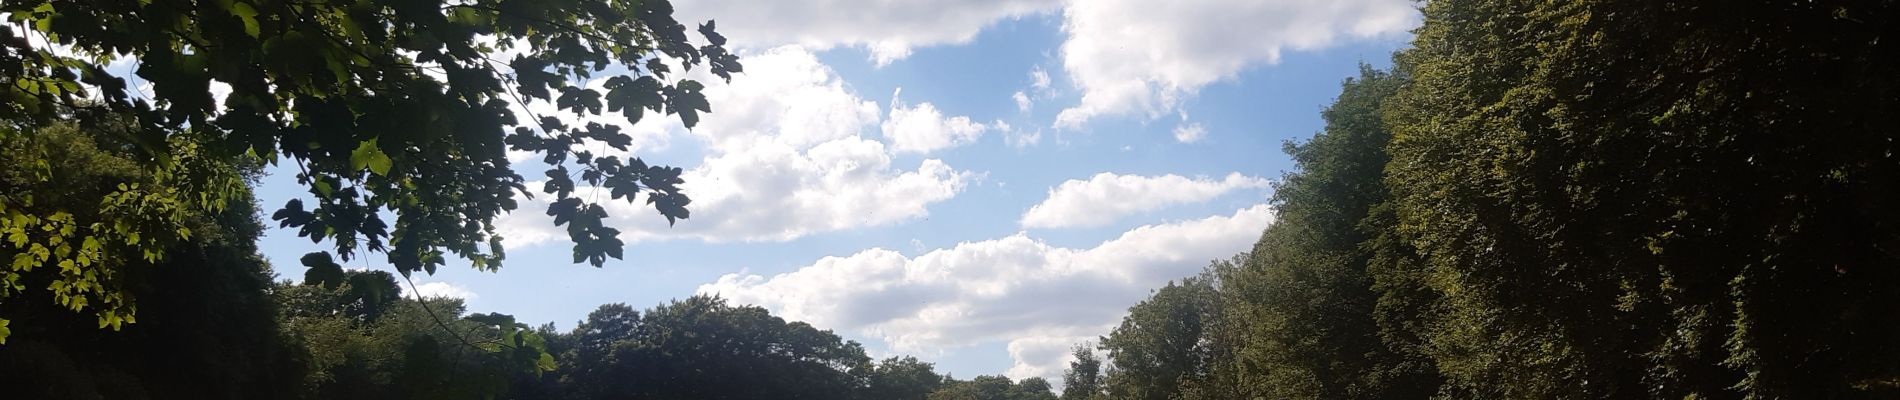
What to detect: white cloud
<box><xmin>1021</xmin><ymin>172</ymin><xmax>1269</xmax><ymax>229</ymax></box>
<box><xmin>698</xmin><ymin>205</ymin><xmax>1275</xmax><ymax>383</ymax></box>
<box><xmin>410</xmin><ymin>281</ymin><xmax>478</xmax><ymax>300</ymax></box>
<box><xmin>1014</xmin><ymin>67</ymin><xmax>1055</xmax><ymax>114</ymax></box>
<box><xmin>1006</xmin><ymin>127</ymin><xmax>1042</xmax><ymax>149</ymax></box>
<box><xmin>681</xmin><ymin>48</ymin><xmax>884</xmax><ymax>152</ymax></box>
<box><xmin>674</xmin><ymin>0</ymin><xmax>1062</xmax><ymax>65</ymax></box>
<box><xmin>1172</xmin><ymin>122</ymin><xmax>1206</xmax><ymax>143</ymax></box>
<box><xmin>882</xmin><ymin>88</ymin><xmax>990</xmax><ymax>154</ymax></box>
<box><xmin>1007</xmin><ymin>335</ymin><xmax>1096</xmax><ymax>382</ymax></box>
<box><xmin>496</xmin><ymin>47</ymin><xmax>974</xmax><ymax>247</ymax></box>
<box><xmin>1053</xmin><ymin>0</ymin><xmax>1418</xmax><ymax>129</ymax></box>
<box><xmin>992</xmin><ymin>119</ymin><xmax>1041</xmax><ymax>149</ymax></box>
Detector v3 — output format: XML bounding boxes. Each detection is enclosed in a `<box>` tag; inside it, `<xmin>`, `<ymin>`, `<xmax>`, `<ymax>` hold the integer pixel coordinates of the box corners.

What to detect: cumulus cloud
<box><xmin>1013</xmin><ymin>91</ymin><xmax>1033</xmax><ymax>113</ymax></box>
<box><xmin>1021</xmin><ymin>172</ymin><xmax>1269</xmax><ymax>229</ymax></box>
<box><xmin>496</xmin><ymin>47</ymin><xmax>973</xmax><ymax>247</ymax></box>
<box><xmin>698</xmin><ymin>205</ymin><xmax>1275</xmax><ymax>383</ymax></box>
<box><xmin>1172</xmin><ymin>122</ymin><xmax>1207</xmax><ymax>143</ymax></box>
<box><xmin>673</xmin><ymin>0</ymin><xmax>1062</xmax><ymax>65</ymax></box>
<box><xmin>1054</xmin><ymin>0</ymin><xmax>1418</xmax><ymax>128</ymax></box>
<box><xmin>883</xmin><ymin>88</ymin><xmax>991</xmax><ymax>153</ymax></box>
<box><xmin>410</xmin><ymin>281</ymin><xmax>478</xmax><ymax>300</ymax></box>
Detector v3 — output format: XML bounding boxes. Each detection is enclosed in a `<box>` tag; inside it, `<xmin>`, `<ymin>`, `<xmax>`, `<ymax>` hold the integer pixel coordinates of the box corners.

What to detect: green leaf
<box><xmin>604</xmin><ymin>75</ymin><xmax>664</xmax><ymax>124</ymax></box>
<box><xmin>556</xmin><ymin>87</ymin><xmax>604</xmax><ymax>115</ymax></box>
<box><xmin>300</xmin><ymin>252</ymin><xmax>346</xmax><ymax>288</ymax></box>
<box><xmin>311</xmin><ymin>180</ymin><xmax>334</xmax><ymax>197</ymax></box>
<box><xmin>536</xmin><ymin>351</ymin><xmax>557</xmax><ymax>372</ymax></box>
<box><xmin>350</xmin><ymin>140</ymin><xmax>393</xmax><ymax>176</ymax></box>
<box><xmin>666</xmin><ymin>80</ymin><xmax>710</xmax><ymax>129</ymax></box>
<box><xmin>231</xmin><ymin>2</ymin><xmax>261</xmax><ymax>38</ymax></box>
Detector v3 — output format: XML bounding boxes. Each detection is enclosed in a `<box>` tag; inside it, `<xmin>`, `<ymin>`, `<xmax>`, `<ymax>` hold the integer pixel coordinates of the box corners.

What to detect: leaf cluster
<box><xmin>1</xmin><ymin>0</ymin><xmax>744</xmax><ymax>337</ymax></box>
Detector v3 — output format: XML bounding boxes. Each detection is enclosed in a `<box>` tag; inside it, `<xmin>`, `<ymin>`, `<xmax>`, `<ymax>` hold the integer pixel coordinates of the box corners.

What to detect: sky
<box><xmin>250</xmin><ymin>0</ymin><xmax>1421</xmax><ymax>384</ymax></box>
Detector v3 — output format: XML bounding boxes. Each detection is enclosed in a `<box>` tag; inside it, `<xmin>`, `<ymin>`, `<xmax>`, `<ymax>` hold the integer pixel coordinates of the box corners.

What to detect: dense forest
<box><xmin>4</xmin><ymin>0</ymin><xmax>1900</xmax><ymax>398</ymax></box>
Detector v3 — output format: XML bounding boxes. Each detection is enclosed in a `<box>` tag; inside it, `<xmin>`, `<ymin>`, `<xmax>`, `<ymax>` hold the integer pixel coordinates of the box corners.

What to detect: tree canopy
<box><xmin>1</xmin><ymin>0</ymin><xmax>740</xmax><ymax>340</ymax></box>
<box><xmin>1378</xmin><ymin>0</ymin><xmax>1900</xmax><ymax>396</ymax></box>
<box><xmin>1074</xmin><ymin>0</ymin><xmax>1900</xmax><ymax>398</ymax></box>
<box><xmin>0</xmin><ymin>120</ymin><xmax>303</xmax><ymax>398</ymax></box>
<box><xmin>1058</xmin><ymin>344</ymin><xmax>1104</xmax><ymax>400</ymax></box>
<box><xmin>927</xmin><ymin>375</ymin><xmax>1058</xmax><ymax>400</ymax></box>
<box><xmin>562</xmin><ymin>296</ymin><xmax>873</xmax><ymax>399</ymax></box>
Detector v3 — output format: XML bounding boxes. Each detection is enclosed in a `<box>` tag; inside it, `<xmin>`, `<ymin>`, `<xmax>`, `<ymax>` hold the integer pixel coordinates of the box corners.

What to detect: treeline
<box><xmin>1061</xmin><ymin>0</ymin><xmax>1900</xmax><ymax>398</ymax></box>
<box><xmin>0</xmin><ymin>122</ymin><xmax>1059</xmax><ymax>399</ymax></box>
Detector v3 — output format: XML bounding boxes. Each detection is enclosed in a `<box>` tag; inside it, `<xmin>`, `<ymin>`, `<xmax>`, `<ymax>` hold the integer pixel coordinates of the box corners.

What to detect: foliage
<box><xmin>278</xmin><ymin>291</ymin><xmax>557</xmax><ymax>400</ymax></box>
<box><xmin>861</xmin><ymin>356</ymin><xmax>951</xmax><ymax>400</ymax></box>
<box><xmin>927</xmin><ymin>375</ymin><xmax>1058</xmax><ymax>400</ymax></box>
<box><xmin>10</xmin><ymin>0</ymin><xmax>1900</xmax><ymax>398</ymax></box>
<box><xmin>277</xmin><ymin>262</ymin><xmax>402</xmax><ymax>325</ymax></box>
<box><xmin>0</xmin><ymin>123</ymin><xmax>304</xmax><ymax>398</ymax></box>
<box><xmin>1223</xmin><ymin>66</ymin><xmax>1435</xmax><ymax>399</ymax></box>
<box><xmin>1</xmin><ymin>0</ymin><xmax>741</xmax><ymax>337</ymax></box>
<box><xmin>1382</xmin><ymin>0</ymin><xmax>1900</xmax><ymax>397</ymax></box>
<box><xmin>0</xmin><ymin>118</ymin><xmax>244</xmax><ymax>342</ymax></box>
<box><xmin>1080</xmin><ymin>1</ymin><xmax>1900</xmax><ymax>398</ymax></box>
<box><xmin>1098</xmin><ymin>269</ymin><xmax>1221</xmax><ymax>400</ymax></box>
<box><xmin>561</xmin><ymin>295</ymin><xmax>874</xmax><ymax>399</ymax></box>
<box><xmin>1059</xmin><ymin>344</ymin><xmax>1105</xmax><ymax>400</ymax></box>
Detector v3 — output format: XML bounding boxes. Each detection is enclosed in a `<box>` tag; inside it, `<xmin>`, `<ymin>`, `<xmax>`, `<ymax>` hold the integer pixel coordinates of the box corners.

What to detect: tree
<box><xmin>927</xmin><ymin>375</ymin><xmax>1056</xmax><ymax>400</ymax></box>
<box><xmin>506</xmin><ymin>322</ymin><xmax>576</xmax><ymax>400</ymax></box>
<box><xmin>277</xmin><ymin>264</ymin><xmax>403</xmax><ymax>325</ymax></box>
<box><xmin>0</xmin><ymin>112</ymin><xmax>247</xmax><ymax>341</ymax></box>
<box><xmin>562</xmin><ymin>296</ymin><xmax>872</xmax><ymax>399</ymax></box>
<box><xmin>1099</xmin><ymin>276</ymin><xmax>1218</xmax><ymax>400</ymax></box>
<box><xmin>279</xmin><ymin>295</ymin><xmax>558</xmax><ymax>400</ymax></box>
<box><xmin>0</xmin><ymin>121</ymin><xmax>304</xmax><ymax>398</ymax></box>
<box><xmin>561</xmin><ymin>302</ymin><xmax>642</xmax><ymax>398</ymax></box>
<box><xmin>1</xmin><ymin>0</ymin><xmax>741</xmax><ymax>339</ymax></box>
<box><xmin>1059</xmin><ymin>344</ymin><xmax>1104</xmax><ymax>400</ymax></box>
<box><xmin>861</xmin><ymin>356</ymin><xmax>949</xmax><ymax>400</ymax></box>
<box><xmin>1012</xmin><ymin>378</ymin><xmax>1057</xmax><ymax>400</ymax></box>
<box><xmin>1225</xmin><ymin>65</ymin><xmax>1437</xmax><ymax>399</ymax></box>
<box><xmin>1383</xmin><ymin>0</ymin><xmax>1900</xmax><ymax>397</ymax></box>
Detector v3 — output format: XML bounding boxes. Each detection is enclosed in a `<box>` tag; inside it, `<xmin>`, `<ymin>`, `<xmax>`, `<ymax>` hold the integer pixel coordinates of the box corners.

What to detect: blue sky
<box><xmin>252</xmin><ymin>1</ymin><xmax>1418</xmax><ymax>383</ymax></box>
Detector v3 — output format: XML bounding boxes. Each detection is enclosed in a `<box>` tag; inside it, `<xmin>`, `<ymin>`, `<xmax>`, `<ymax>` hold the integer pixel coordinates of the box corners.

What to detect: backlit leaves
<box><xmin>0</xmin><ymin>122</ymin><xmax>238</xmax><ymax>344</ymax></box>
<box><xmin>348</xmin><ymin>140</ymin><xmax>393</xmax><ymax>177</ymax></box>
<box><xmin>1</xmin><ymin>0</ymin><xmax>743</xmax><ymax>285</ymax></box>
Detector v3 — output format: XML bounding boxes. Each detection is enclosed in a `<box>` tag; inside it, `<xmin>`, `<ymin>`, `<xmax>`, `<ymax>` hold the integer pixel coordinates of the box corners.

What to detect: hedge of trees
<box><xmin>1063</xmin><ymin>0</ymin><xmax>1900</xmax><ymax>398</ymax></box>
